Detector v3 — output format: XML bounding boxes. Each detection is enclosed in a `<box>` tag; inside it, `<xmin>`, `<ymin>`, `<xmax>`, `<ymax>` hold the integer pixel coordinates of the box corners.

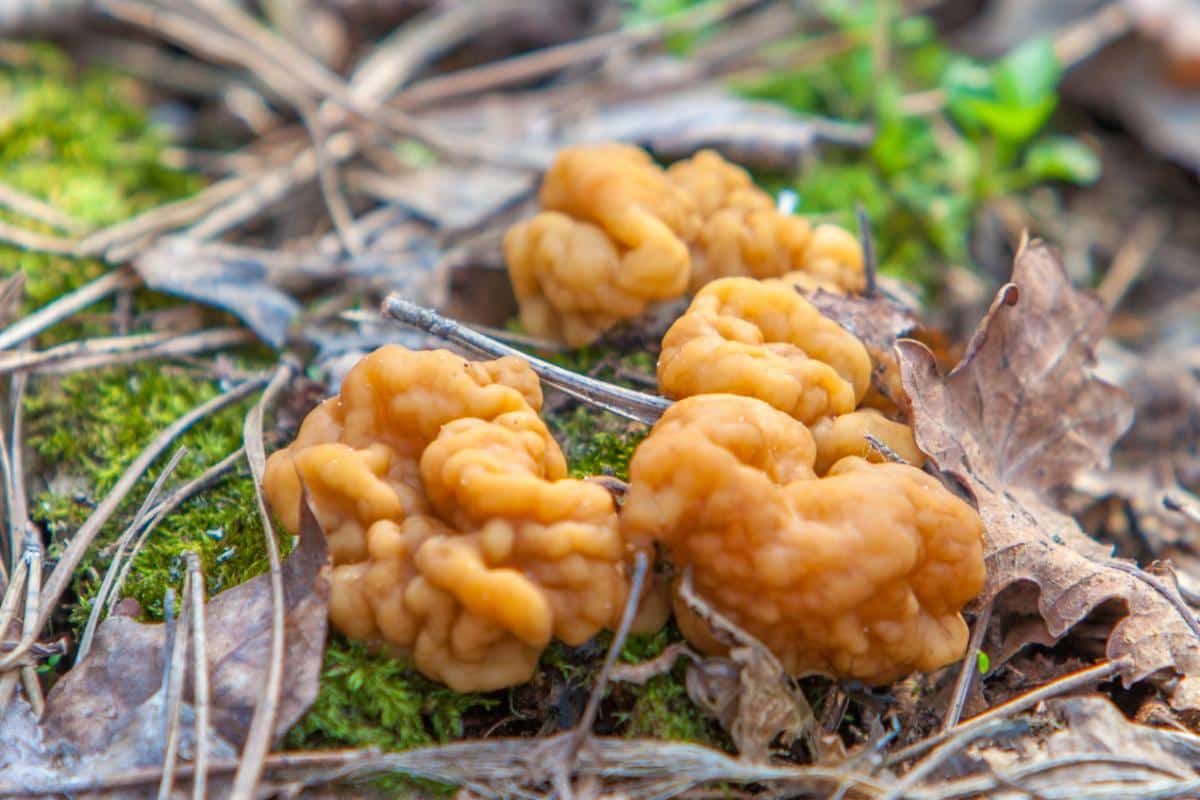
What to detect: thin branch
<box><xmin>35</xmin><ymin>375</ymin><xmax>268</xmax><ymax>637</ymax></box>
<box><xmin>105</xmin><ymin>447</ymin><xmax>245</xmax><ymax>618</ymax></box>
<box><xmin>941</xmin><ymin>601</ymin><xmax>992</xmax><ymax>731</ymax></box>
<box><xmin>381</xmin><ymin>295</ymin><xmax>671</xmax><ymax>426</ymax></box>
<box><xmin>76</xmin><ymin>446</ymin><xmax>189</xmax><ymax>665</ymax></box>
<box><xmin>0</xmin><ymin>180</ymin><xmax>89</xmax><ymax>234</ymax></box>
<box><xmin>886</xmin><ymin>658</ymin><xmax>1129</xmax><ymax>766</ymax></box>
<box><xmin>0</xmin><ymin>268</ymin><xmax>138</xmax><ymax>352</ymax></box>
<box><xmin>229</xmin><ymin>360</ymin><xmax>295</xmax><ymax>800</ymax></box>
<box><xmin>186</xmin><ymin>552</ymin><xmax>211</xmax><ymax>800</ymax></box>
<box><xmin>0</xmin><ymin>219</ymin><xmax>78</xmax><ymax>255</ymax></box>
<box><xmin>157</xmin><ymin>584</ymin><xmax>190</xmax><ymax>800</ymax></box>
<box><xmin>857</xmin><ymin>204</ymin><xmax>877</xmax><ymax>297</ymax></box>
<box><xmin>0</xmin><ymin>328</ymin><xmax>254</xmax><ymax>376</ymax></box>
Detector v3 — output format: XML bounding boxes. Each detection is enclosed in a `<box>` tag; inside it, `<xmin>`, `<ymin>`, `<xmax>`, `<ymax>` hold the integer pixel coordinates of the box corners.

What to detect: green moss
<box><xmin>25</xmin><ymin>364</ymin><xmax>268</xmax><ymax>628</ymax></box>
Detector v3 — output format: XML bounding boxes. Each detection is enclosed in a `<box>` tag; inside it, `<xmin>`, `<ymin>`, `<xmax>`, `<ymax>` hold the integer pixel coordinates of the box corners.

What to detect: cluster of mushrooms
<box><xmin>263</xmin><ymin>145</ymin><xmax>986</xmax><ymax>694</ymax></box>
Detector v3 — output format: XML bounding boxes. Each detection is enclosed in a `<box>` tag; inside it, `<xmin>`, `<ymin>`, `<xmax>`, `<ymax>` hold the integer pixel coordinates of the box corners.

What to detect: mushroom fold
<box><xmin>504</xmin><ymin>144</ymin><xmax>865</xmax><ymax>346</ymax></box>
<box><xmin>622</xmin><ymin>394</ymin><xmax>986</xmax><ymax>685</ymax></box>
<box><xmin>263</xmin><ymin>345</ymin><xmax>631</xmax><ymax>692</ymax></box>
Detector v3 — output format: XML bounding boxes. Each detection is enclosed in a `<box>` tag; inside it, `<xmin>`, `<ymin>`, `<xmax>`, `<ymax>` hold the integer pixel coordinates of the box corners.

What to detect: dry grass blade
<box><xmin>0</xmin><ymin>180</ymin><xmax>88</xmax><ymax>234</ymax></box>
<box><xmin>75</xmin><ymin>446</ymin><xmax>189</xmax><ymax>665</ymax></box>
<box><xmin>35</xmin><ymin>375</ymin><xmax>268</xmax><ymax>637</ymax></box>
<box><xmin>105</xmin><ymin>447</ymin><xmax>245</xmax><ymax>619</ymax></box>
<box><xmin>186</xmin><ymin>552</ymin><xmax>210</xmax><ymax>800</ymax></box>
<box><xmin>229</xmin><ymin>359</ymin><xmax>295</xmax><ymax>800</ymax></box>
<box><xmin>0</xmin><ymin>219</ymin><xmax>78</xmax><ymax>255</ymax></box>
<box><xmin>157</xmin><ymin>584</ymin><xmax>190</xmax><ymax>800</ymax></box>
<box><xmin>887</xmin><ymin>658</ymin><xmax>1129</xmax><ymax>766</ymax></box>
<box><xmin>0</xmin><ymin>268</ymin><xmax>138</xmax><ymax>352</ymax></box>
<box><xmin>941</xmin><ymin>601</ymin><xmax>992</xmax><ymax>732</ymax></box>
<box><xmin>0</xmin><ymin>328</ymin><xmax>254</xmax><ymax>376</ymax></box>
<box><xmin>381</xmin><ymin>295</ymin><xmax>671</xmax><ymax>425</ymax></box>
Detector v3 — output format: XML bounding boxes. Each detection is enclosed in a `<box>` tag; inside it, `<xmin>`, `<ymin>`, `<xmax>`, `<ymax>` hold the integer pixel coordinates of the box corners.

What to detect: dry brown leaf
<box><xmin>897</xmin><ymin>239</ymin><xmax>1200</xmax><ymax>710</ymax></box>
<box><xmin>0</xmin><ymin>495</ymin><xmax>330</xmax><ymax>790</ymax></box>
<box><xmin>677</xmin><ymin>572</ymin><xmax>814</xmax><ymax>761</ymax></box>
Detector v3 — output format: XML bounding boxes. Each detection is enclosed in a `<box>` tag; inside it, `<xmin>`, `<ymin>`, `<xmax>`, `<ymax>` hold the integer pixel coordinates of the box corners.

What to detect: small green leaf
<box><xmin>977</xmin><ymin>651</ymin><xmax>991</xmax><ymax>674</ymax></box>
<box><xmin>1022</xmin><ymin>136</ymin><xmax>1102</xmax><ymax>184</ymax></box>
<box><xmin>995</xmin><ymin>37</ymin><xmax>1060</xmax><ymax>108</ymax></box>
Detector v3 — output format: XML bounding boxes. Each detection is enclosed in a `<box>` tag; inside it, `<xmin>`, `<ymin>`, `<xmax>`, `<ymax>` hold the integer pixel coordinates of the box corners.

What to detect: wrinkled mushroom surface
<box><xmin>622</xmin><ymin>394</ymin><xmax>985</xmax><ymax>685</ymax></box>
<box><xmin>658</xmin><ymin>277</ymin><xmax>873</xmax><ymax>424</ymax></box>
<box><xmin>263</xmin><ymin>345</ymin><xmax>632</xmax><ymax>692</ymax></box>
<box><xmin>503</xmin><ymin>145</ymin><xmax>864</xmax><ymax>346</ymax></box>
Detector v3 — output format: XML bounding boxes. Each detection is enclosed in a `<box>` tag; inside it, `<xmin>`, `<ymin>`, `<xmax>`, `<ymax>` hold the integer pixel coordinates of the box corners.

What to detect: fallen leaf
<box><xmin>956</xmin><ymin>696</ymin><xmax>1200</xmax><ymax>796</ymax></box>
<box><xmin>0</xmin><ymin>495</ymin><xmax>330</xmax><ymax>790</ymax></box>
<box><xmin>897</xmin><ymin>239</ymin><xmax>1200</xmax><ymax>710</ymax></box>
<box><xmin>677</xmin><ymin>571</ymin><xmax>814</xmax><ymax>761</ymax></box>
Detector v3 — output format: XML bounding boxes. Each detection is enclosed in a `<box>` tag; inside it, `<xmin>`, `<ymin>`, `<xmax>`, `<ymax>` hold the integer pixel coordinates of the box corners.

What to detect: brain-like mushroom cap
<box><xmin>621</xmin><ymin>394</ymin><xmax>986</xmax><ymax>685</ymax></box>
<box><xmin>667</xmin><ymin>151</ymin><xmax>866</xmax><ymax>292</ymax></box>
<box><xmin>504</xmin><ymin>144</ymin><xmax>698</xmax><ymax>346</ymax></box>
<box><xmin>503</xmin><ymin>145</ymin><xmax>865</xmax><ymax>347</ymax></box>
<box><xmin>263</xmin><ymin>345</ymin><xmax>632</xmax><ymax>692</ymax></box>
<box><xmin>658</xmin><ymin>277</ymin><xmax>873</xmax><ymax>424</ymax></box>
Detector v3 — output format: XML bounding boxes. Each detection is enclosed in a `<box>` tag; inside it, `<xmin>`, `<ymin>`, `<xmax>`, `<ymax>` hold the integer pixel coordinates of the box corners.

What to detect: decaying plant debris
<box><xmin>1</xmin><ymin>1</ymin><xmax>1200</xmax><ymax>799</ymax></box>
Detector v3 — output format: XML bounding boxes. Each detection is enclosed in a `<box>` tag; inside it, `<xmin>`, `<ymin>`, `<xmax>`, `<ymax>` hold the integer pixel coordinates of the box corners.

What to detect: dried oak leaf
<box><xmin>897</xmin><ymin>239</ymin><xmax>1200</xmax><ymax>710</ymax></box>
<box><xmin>39</xmin><ymin>494</ymin><xmax>330</xmax><ymax>759</ymax></box>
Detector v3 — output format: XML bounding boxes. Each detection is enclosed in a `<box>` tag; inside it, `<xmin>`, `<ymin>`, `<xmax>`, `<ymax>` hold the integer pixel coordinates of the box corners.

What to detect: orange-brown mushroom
<box><xmin>657</xmin><ymin>276</ymin><xmax>873</xmax><ymax>424</ymax></box>
<box><xmin>263</xmin><ymin>345</ymin><xmax>637</xmax><ymax>692</ymax></box>
<box><xmin>621</xmin><ymin>394</ymin><xmax>985</xmax><ymax>685</ymax></box>
<box><xmin>809</xmin><ymin>408</ymin><xmax>925</xmax><ymax>475</ymax></box>
<box><xmin>503</xmin><ymin>145</ymin><xmax>864</xmax><ymax>346</ymax></box>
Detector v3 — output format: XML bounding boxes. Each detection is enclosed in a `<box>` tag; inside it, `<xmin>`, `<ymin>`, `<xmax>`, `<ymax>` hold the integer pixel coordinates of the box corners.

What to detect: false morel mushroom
<box><xmin>622</xmin><ymin>394</ymin><xmax>986</xmax><ymax>685</ymax></box>
<box><xmin>658</xmin><ymin>276</ymin><xmax>873</xmax><ymax>424</ymax></box>
<box><xmin>503</xmin><ymin>144</ymin><xmax>864</xmax><ymax>346</ymax></box>
<box><xmin>263</xmin><ymin>345</ymin><xmax>636</xmax><ymax>692</ymax></box>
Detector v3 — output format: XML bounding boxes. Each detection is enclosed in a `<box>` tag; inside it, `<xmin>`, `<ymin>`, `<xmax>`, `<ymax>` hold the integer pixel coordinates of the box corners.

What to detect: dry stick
<box><xmin>884</xmin><ymin>718</ymin><xmax>1019</xmax><ymax>800</ymax></box>
<box><xmin>0</xmin><ymin>328</ymin><xmax>254</xmax><ymax>375</ymax></box>
<box><xmin>158</xmin><ymin>580</ymin><xmax>191</xmax><ymax>800</ymax></box>
<box><xmin>0</xmin><ymin>180</ymin><xmax>88</xmax><ymax>234</ymax></box>
<box><xmin>567</xmin><ymin>550</ymin><xmax>651</xmax><ymax>761</ymax></box>
<box><xmin>1053</xmin><ymin>1</ymin><xmax>1134</xmax><ymax>69</ymax></box>
<box><xmin>229</xmin><ymin>361</ymin><xmax>295</xmax><ymax>800</ymax></box>
<box><xmin>1165</xmin><ymin>494</ymin><xmax>1200</xmax><ymax>527</ymax></box>
<box><xmin>0</xmin><ymin>373</ymin><xmax>40</xmax><ymax>672</ymax></box>
<box><xmin>34</xmin><ymin>376</ymin><xmax>268</xmax><ymax>638</ymax></box>
<box><xmin>75</xmin><ymin>446</ymin><xmax>190</xmax><ymax>665</ymax></box>
<box><xmin>0</xmin><ymin>219</ymin><xmax>79</xmax><ymax>255</ymax></box>
<box><xmin>392</xmin><ymin>0</ymin><xmax>765</xmax><ymax>110</ymax></box>
<box><xmin>941</xmin><ymin>601</ymin><xmax>993</xmax><ymax>732</ymax></box>
<box><xmin>885</xmin><ymin>658</ymin><xmax>1129</xmax><ymax>766</ymax></box>
<box><xmin>381</xmin><ymin>295</ymin><xmax>671</xmax><ymax>426</ymax></box>
<box><xmin>1096</xmin><ymin>212</ymin><xmax>1169</xmax><ymax>311</ymax></box>
<box><xmin>186</xmin><ymin>552</ymin><xmax>211</xmax><ymax>800</ymax></box>
<box><xmin>857</xmin><ymin>204</ymin><xmax>878</xmax><ymax>297</ymax></box>
<box><xmin>0</xmin><ymin>268</ymin><xmax>137</xmax><ymax>352</ymax></box>
<box><xmin>77</xmin><ymin>174</ymin><xmax>254</xmax><ymax>259</ymax></box>
<box><xmin>105</xmin><ymin>447</ymin><xmax>246</xmax><ymax>618</ymax></box>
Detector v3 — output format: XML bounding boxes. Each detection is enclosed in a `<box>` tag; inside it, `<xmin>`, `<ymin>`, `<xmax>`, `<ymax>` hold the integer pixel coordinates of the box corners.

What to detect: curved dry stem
<box><xmin>229</xmin><ymin>359</ymin><xmax>295</xmax><ymax>800</ymax></box>
<box><xmin>381</xmin><ymin>295</ymin><xmax>671</xmax><ymax>426</ymax></box>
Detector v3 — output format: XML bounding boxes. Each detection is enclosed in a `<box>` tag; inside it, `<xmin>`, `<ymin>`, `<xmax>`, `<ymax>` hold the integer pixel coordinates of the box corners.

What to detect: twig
<box><xmin>229</xmin><ymin>360</ymin><xmax>296</xmax><ymax>800</ymax></box>
<box><xmin>18</xmin><ymin>663</ymin><xmax>43</xmax><ymax>716</ymax></box>
<box><xmin>186</xmin><ymin>552</ymin><xmax>211</xmax><ymax>800</ymax></box>
<box><xmin>381</xmin><ymin>295</ymin><xmax>671</xmax><ymax>426</ymax></box>
<box><xmin>105</xmin><ymin>447</ymin><xmax>246</xmax><ymax>618</ymax></box>
<box><xmin>35</xmin><ymin>375</ymin><xmax>268</xmax><ymax>637</ymax></box>
<box><xmin>1165</xmin><ymin>494</ymin><xmax>1200</xmax><ymax>527</ymax></box>
<box><xmin>76</xmin><ymin>446</ymin><xmax>189</xmax><ymax>665</ymax></box>
<box><xmin>1054</xmin><ymin>2</ymin><xmax>1134</xmax><ymax>70</ymax></box>
<box><xmin>569</xmin><ymin>550</ymin><xmax>650</xmax><ymax>754</ymax></box>
<box><xmin>0</xmin><ymin>180</ymin><xmax>88</xmax><ymax>234</ymax></box>
<box><xmin>0</xmin><ymin>219</ymin><xmax>78</xmax><ymax>255</ymax></box>
<box><xmin>941</xmin><ymin>601</ymin><xmax>992</xmax><ymax>732</ymax></box>
<box><xmin>0</xmin><ymin>268</ymin><xmax>138</xmax><ymax>352</ymax></box>
<box><xmin>857</xmin><ymin>204</ymin><xmax>877</xmax><ymax>297</ymax></box>
<box><xmin>0</xmin><ymin>328</ymin><xmax>254</xmax><ymax>375</ymax></box>
<box><xmin>886</xmin><ymin>658</ymin><xmax>1129</xmax><ymax>766</ymax></box>
<box><xmin>158</xmin><ymin>583</ymin><xmax>190</xmax><ymax>800</ymax></box>
<box><xmin>1097</xmin><ymin>212</ymin><xmax>1169</xmax><ymax>311</ymax></box>
<box><xmin>884</xmin><ymin>718</ymin><xmax>1021</xmax><ymax>800</ymax></box>
<box><xmin>865</xmin><ymin>432</ymin><xmax>908</xmax><ymax>465</ymax></box>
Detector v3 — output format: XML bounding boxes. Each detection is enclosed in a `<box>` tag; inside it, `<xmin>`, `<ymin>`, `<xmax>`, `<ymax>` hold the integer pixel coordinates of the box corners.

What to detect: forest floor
<box><xmin>1</xmin><ymin>2</ymin><xmax>1199</xmax><ymax>798</ymax></box>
